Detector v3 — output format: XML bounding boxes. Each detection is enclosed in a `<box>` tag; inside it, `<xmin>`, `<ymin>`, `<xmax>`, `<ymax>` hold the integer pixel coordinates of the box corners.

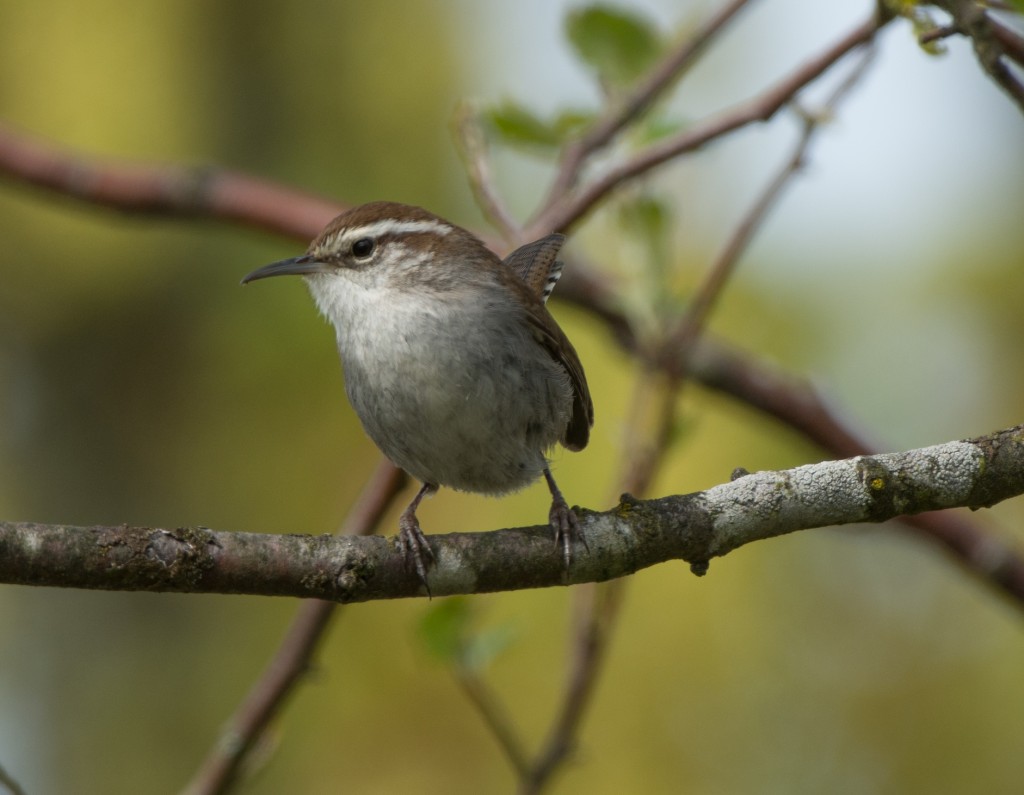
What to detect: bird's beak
<box><xmin>240</xmin><ymin>254</ymin><xmax>329</xmax><ymax>285</ymax></box>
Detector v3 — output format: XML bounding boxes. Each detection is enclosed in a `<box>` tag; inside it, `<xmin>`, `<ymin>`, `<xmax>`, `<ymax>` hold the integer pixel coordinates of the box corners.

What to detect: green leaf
<box><xmin>566</xmin><ymin>5</ymin><xmax>664</xmax><ymax>87</ymax></box>
<box><xmin>618</xmin><ymin>194</ymin><xmax>668</xmax><ymax>243</ymax></box>
<box><xmin>417</xmin><ymin>596</ymin><xmax>516</xmax><ymax>672</ymax></box>
<box><xmin>635</xmin><ymin>115</ymin><xmax>687</xmax><ymax>145</ymax></box>
<box><xmin>485</xmin><ymin>102</ymin><xmax>563</xmax><ymax>148</ymax></box>
<box><xmin>462</xmin><ymin>625</ymin><xmax>518</xmax><ymax>673</ymax></box>
<box><xmin>553</xmin><ymin>109</ymin><xmax>596</xmax><ymax>140</ymax></box>
<box><xmin>418</xmin><ymin>596</ymin><xmax>473</xmax><ymax>662</ymax></box>
<box><xmin>485</xmin><ymin>102</ymin><xmax>594</xmax><ymax>149</ymax></box>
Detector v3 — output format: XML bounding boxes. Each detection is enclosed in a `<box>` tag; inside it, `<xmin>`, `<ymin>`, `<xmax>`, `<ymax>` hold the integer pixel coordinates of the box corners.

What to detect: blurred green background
<box><xmin>1</xmin><ymin>1</ymin><xmax>1023</xmax><ymax>793</ymax></box>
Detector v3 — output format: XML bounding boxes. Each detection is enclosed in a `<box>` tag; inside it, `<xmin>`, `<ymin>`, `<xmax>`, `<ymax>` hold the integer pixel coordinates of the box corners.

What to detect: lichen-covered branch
<box><xmin>3</xmin><ymin>424</ymin><xmax>1022</xmax><ymax>603</ymax></box>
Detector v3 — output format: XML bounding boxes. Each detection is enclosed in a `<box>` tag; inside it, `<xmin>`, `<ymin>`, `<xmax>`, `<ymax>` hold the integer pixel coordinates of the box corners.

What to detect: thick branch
<box><xmin>3</xmin><ymin>425</ymin><xmax>1022</xmax><ymax>602</ymax></box>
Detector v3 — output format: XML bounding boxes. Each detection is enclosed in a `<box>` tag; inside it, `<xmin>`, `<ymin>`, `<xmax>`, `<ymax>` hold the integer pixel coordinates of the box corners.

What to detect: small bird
<box><xmin>242</xmin><ymin>201</ymin><xmax>594</xmax><ymax>585</ymax></box>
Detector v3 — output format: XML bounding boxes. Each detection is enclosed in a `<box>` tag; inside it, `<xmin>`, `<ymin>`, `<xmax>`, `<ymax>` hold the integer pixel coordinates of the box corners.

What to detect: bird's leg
<box><xmin>397</xmin><ymin>482</ymin><xmax>437</xmax><ymax>592</ymax></box>
<box><xmin>543</xmin><ymin>467</ymin><xmax>586</xmax><ymax>567</ymax></box>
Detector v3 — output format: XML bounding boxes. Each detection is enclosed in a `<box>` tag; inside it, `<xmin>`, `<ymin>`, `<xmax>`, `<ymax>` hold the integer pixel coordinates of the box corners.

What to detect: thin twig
<box><xmin>526</xmin><ymin>10</ymin><xmax>890</xmax><ymax>239</ymax></box>
<box><xmin>990</xmin><ymin>16</ymin><xmax>1024</xmax><ymax>67</ymax></box>
<box><xmin>180</xmin><ymin>460</ymin><xmax>406</xmax><ymax>795</ymax></box>
<box><xmin>537</xmin><ymin>0</ymin><xmax>755</xmax><ymax>211</ymax></box>
<box><xmin>454</xmin><ymin>668</ymin><xmax>531</xmax><ymax>778</ymax></box>
<box><xmin>521</xmin><ymin>364</ymin><xmax>685</xmax><ymax>792</ymax></box>
<box><xmin>520</xmin><ymin>580</ymin><xmax>624</xmax><ymax>794</ymax></box>
<box><xmin>919</xmin><ymin>24</ymin><xmax>959</xmax><ymax>45</ymax></box>
<box><xmin>663</xmin><ymin>43</ymin><xmax>879</xmax><ymax>374</ymax></box>
<box><xmin>454</xmin><ymin>102</ymin><xmax>521</xmax><ymax>243</ymax></box>
<box><xmin>0</xmin><ymin>762</ymin><xmax>27</xmax><ymax>795</ymax></box>
<box><xmin>927</xmin><ymin>0</ymin><xmax>1024</xmax><ymax>115</ymax></box>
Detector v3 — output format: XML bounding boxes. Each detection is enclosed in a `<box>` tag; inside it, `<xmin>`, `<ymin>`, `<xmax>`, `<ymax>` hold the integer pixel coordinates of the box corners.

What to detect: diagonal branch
<box><xmin>4</xmin><ymin>424</ymin><xmax>1023</xmax><ymax>603</ymax></box>
<box><xmin>925</xmin><ymin>0</ymin><xmax>1024</xmax><ymax>114</ymax></box>
<box><xmin>525</xmin><ymin>9</ymin><xmax>892</xmax><ymax>238</ymax></box>
<box><xmin>180</xmin><ymin>460</ymin><xmax>405</xmax><ymax>795</ymax></box>
<box><xmin>454</xmin><ymin>102</ymin><xmax>521</xmax><ymax>243</ymax></box>
<box><xmin>661</xmin><ymin>44</ymin><xmax>878</xmax><ymax>375</ymax></box>
<box><xmin>536</xmin><ymin>0</ymin><xmax>755</xmax><ymax>212</ymax></box>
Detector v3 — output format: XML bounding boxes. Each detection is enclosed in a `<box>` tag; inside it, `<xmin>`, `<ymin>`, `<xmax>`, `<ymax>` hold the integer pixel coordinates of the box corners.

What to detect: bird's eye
<box><xmin>351</xmin><ymin>238</ymin><xmax>375</xmax><ymax>259</ymax></box>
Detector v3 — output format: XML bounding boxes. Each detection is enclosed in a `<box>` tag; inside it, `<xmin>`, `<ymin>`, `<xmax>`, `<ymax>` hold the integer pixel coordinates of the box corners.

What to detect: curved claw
<box><xmin>397</xmin><ymin>482</ymin><xmax>437</xmax><ymax>595</ymax></box>
<box><xmin>545</xmin><ymin>468</ymin><xmax>587</xmax><ymax>568</ymax></box>
<box><xmin>397</xmin><ymin>514</ymin><xmax>434</xmax><ymax>594</ymax></box>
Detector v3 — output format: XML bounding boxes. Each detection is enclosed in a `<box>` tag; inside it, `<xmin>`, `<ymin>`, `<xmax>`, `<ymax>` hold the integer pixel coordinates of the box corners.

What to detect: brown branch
<box><xmin>925</xmin><ymin>0</ymin><xmax>1024</xmax><ymax>114</ymax></box>
<box><xmin>536</xmin><ymin>0</ymin><xmax>755</xmax><ymax>213</ymax></box>
<box><xmin>521</xmin><ymin>580</ymin><xmax>624</xmax><ymax>794</ymax></box>
<box><xmin>0</xmin><ymin>122</ymin><xmax>342</xmax><ymax>240</ymax></box>
<box><xmin>526</xmin><ymin>9</ymin><xmax>891</xmax><ymax>238</ymax></box>
<box><xmin>453</xmin><ymin>668</ymin><xmax>531</xmax><ymax>779</ymax></box>
<box><xmin>4</xmin><ymin>424</ymin><xmax>1024</xmax><ymax>602</ymax></box>
<box><xmin>664</xmin><ymin>46</ymin><xmax>877</xmax><ymax>376</ymax></box>
<box><xmin>454</xmin><ymin>102</ymin><xmax>520</xmax><ymax>243</ymax></box>
<box><xmin>180</xmin><ymin>460</ymin><xmax>405</xmax><ymax>795</ymax></box>
<box><xmin>0</xmin><ymin>763</ymin><xmax>27</xmax><ymax>795</ymax></box>
<box><xmin>919</xmin><ymin>24</ymin><xmax>960</xmax><ymax>45</ymax></box>
<box><xmin>520</xmin><ymin>360</ymin><xmax>684</xmax><ymax>792</ymax></box>
<box><xmin>990</xmin><ymin>15</ymin><xmax>1024</xmax><ymax>67</ymax></box>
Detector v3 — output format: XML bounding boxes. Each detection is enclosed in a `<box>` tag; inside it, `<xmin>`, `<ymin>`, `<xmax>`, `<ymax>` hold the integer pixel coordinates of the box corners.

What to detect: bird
<box><xmin>242</xmin><ymin>201</ymin><xmax>593</xmax><ymax>586</ymax></box>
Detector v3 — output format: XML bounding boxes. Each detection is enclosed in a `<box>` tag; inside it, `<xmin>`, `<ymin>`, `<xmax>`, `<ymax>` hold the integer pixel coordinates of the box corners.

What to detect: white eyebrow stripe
<box><xmin>340</xmin><ymin>218</ymin><xmax>453</xmax><ymax>242</ymax></box>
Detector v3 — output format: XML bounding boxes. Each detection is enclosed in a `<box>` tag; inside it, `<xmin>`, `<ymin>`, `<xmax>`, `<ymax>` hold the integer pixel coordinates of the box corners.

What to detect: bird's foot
<box><xmin>397</xmin><ymin>483</ymin><xmax>437</xmax><ymax>594</ymax></box>
<box><xmin>545</xmin><ymin>469</ymin><xmax>587</xmax><ymax>568</ymax></box>
<box><xmin>397</xmin><ymin>512</ymin><xmax>435</xmax><ymax>594</ymax></box>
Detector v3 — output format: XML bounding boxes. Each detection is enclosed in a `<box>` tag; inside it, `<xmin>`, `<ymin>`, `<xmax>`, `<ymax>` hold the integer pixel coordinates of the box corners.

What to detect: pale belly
<box><xmin>337</xmin><ymin>302</ymin><xmax>572</xmax><ymax>494</ymax></box>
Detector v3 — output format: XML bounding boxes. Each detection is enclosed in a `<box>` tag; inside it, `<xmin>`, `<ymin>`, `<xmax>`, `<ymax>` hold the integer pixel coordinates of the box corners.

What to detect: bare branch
<box><xmin>526</xmin><ymin>10</ymin><xmax>891</xmax><ymax>238</ymax></box>
<box><xmin>454</xmin><ymin>669</ymin><xmax>531</xmax><ymax>779</ymax></box>
<box><xmin>925</xmin><ymin>0</ymin><xmax>1024</xmax><ymax>114</ymax></box>
<box><xmin>521</xmin><ymin>581</ymin><xmax>624</xmax><ymax>794</ymax></box>
<box><xmin>454</xmin><ymin>102</ymin><xmax>521</xmax><ymax>243</ymax></box>
<box><xmin>663</xmin><ymin>45</ymin><xmax>878</xmax><ymax>374</ymax></box>
<box><xmin>521</xmin><ymin>350</ymin><xmax>685</xmax><ymax>791</ymax></box>
<box><xmin>181</xmin><ymin>460</ymin><xmax>405</xmax><ymax>795</ymax></box>
<box><xmin>536</xmin><ymin>0</ymin><xmax>755</xmax><ymax>212</ymax></box>
<box><xmin>0</xmin><ymin>762</ymin><xmax>27</xmax><ymax>795</ymax></box>
<box><xmin>0</xmin><ymin>122</ymin><xmax>342</xmax><ymax>239</ymax></box>
<box><xmin>4</xmin><ymin>424</ymin><xmax>1023</xmax><ymax>602</ymax></box>
<box><xmin>990</xmin><ymin>14</ymin><xmax>1024</xmax><ymax>67</ymax></box>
